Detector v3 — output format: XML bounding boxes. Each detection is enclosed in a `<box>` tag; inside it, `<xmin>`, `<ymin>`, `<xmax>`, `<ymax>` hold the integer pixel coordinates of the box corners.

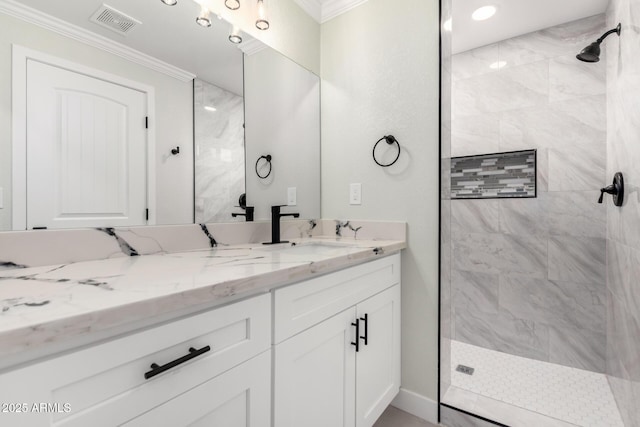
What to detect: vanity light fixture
<box><xmin>256</xmin><ymin>0</ymin><xmax>269</xmax><ymax>30</ymax></box>
<box><xmin>472</xmin><ymin>5</ymin><xmax>496</xmax><ymax>21</ymax></box>
<box><xmin>204</xmin><ymin>105</ymin><xmax>217</xmax><ymax>112</ymax></box>
<box><xmin>489</xmin><ymin>60</ymin><xmax>506</xmax><ymax>69</ymax></box>
<box><xmin>229</xmin><ymin>25</ymin><xmax>243</xmax><ymax>44</ymax></box>
<box><xmin>160</xmin><ymin>0</ymin><xmax>177</xmax><ymax>5</ymax></box>
<box><xmin>225</xmin><ymin>0</ymin><xmax>240</xmax><ymax>10</ymax></box>
<box><xmin>196</xmin><ymin>6</ymin><xmax>211</xmax><ymax>27</ymax></box>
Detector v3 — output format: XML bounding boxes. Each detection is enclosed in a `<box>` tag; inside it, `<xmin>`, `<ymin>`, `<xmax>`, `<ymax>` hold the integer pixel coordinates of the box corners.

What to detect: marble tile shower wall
<box><xmin>194</xmin><ymin>79</ymin><xmax>245</xmax><ymax>223</ymax></box>
<box><xmin>440</xmin><ymin>0</ymin><xmax>453</xmax><ymax>400</ymax></box>
<box><xmin>450</xmin><ymin>15</ymin><xmax>608</xmax><ymax>372</ymax></box>
<box><xmin>605</xmin><ymin>0</ymin><xmax>640</xmax><ymax>424</ymax></box>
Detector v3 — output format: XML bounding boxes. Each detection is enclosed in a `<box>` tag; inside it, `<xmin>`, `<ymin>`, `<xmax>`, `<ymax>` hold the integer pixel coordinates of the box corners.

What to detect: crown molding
<box><xmin>320</xmin><ymin>0</ymin><xmax>369</xmax><ymax>23</ymax></box>
<box><xmin>237</xmin><ymin>37</ymin><xmax>268</xmax><ymax>56</ymax></box>
<box><xmin>292</xmin><ymin>0</ymin><xmax>322</xmax><ymax>23</ymax></box>
<box><xmin>0</xmin><ymin>0</ymin><xmax>195</xmax><ymax>82</ymax></box>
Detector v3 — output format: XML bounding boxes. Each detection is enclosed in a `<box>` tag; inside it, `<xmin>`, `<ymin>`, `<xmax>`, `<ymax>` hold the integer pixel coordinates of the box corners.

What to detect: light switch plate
<box><xmin>287</xmin><ymin>187</ymin><xmax>297</xmax><ymax>206</ymax></box>
<box><xmin>350</xmin><ymin>183</ymin><xmax>361</xmax><ymax>205</ymax></box>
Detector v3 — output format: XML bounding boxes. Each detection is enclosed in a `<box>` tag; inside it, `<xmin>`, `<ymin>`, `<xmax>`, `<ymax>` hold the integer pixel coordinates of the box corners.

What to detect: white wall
<box><xmin>0</xmin><ymin>12</ymin><xmax>193</xmax><ymax>229</ymax></box>
<box><xmin>321</xmin><ymin>0</ymin><xmax>440</xmax><ymax>402</ymax></box>
<box><xmin>244</xmin><ymin>47</ymin><xmax>321</xmax><ymax>220</ymax></box>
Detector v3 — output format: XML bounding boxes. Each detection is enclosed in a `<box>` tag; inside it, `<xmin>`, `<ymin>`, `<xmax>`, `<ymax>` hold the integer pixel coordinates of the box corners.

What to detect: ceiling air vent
<box><xmin>90</xmin><ymin>4</ymin><xmax>141</xmax><ymax>35</ymax></box>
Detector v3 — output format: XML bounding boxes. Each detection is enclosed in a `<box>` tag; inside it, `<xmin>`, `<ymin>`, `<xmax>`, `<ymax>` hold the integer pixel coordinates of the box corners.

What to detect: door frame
<box><xmin>11</xmin><ymin>44</ymin><xmax>156</xmax><ymax>230</ymax></box>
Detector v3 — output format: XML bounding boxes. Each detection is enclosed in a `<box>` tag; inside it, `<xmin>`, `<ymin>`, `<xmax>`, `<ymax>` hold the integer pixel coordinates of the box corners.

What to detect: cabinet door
<box><xmin>123</xmin><ymin>350</ymin><xmax>271</xmax><ymax>427</ymax></box>
<box><xmin>274</xmin><ymin>309</ymin><xmax>357</xmax><ymax>427</ymax></box>
<box><xmin>356</xmin><ymin>285</ymin><xmax>401</xmax><ymax>427</ymax></box>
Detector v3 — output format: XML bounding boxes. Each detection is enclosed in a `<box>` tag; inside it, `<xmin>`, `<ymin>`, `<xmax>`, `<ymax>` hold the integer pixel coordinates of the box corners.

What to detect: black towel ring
<box><xmin>373</xmin><ymin>135</ymin><xmax>401</xmax><ymax>167</ymax></box>
<box><xmin>255</xmin><ymin>154</ymin><xmax>272</xmax><ymax>179</ymax></box>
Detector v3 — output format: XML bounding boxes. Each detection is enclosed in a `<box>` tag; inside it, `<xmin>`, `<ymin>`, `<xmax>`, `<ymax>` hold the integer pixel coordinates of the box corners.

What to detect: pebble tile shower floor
<box><xmin>450</xmin><ymin>341</ymin><xmax>624</xmax><ymax>426</ymax></box>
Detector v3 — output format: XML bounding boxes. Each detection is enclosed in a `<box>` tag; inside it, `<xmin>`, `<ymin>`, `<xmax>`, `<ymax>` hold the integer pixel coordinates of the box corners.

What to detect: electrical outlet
<box><xmin>349</xmin><ymin>183</ymin><xmax>362</xmax><ymax>205</ymax></box>
<box><xmin>287</xmin><ymin>187</ymin><xmax>297</xmax><ymax>206</ymax></box>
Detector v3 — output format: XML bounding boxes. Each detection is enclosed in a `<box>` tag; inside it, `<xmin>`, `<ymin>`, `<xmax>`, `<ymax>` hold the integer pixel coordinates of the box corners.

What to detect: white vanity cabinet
<box><xmin>0</xmin><ymin>252</ymin><xmax>402</xmax><ymax>427</ymax></box>
<box><xmin>273</xmin><ymin>253</ymin><xmax>401</xmax><ymax>427</ymax></box>
<box><xmin>0</xmin><ymin>293</ymin><xmax>271</xmax><ymax>427</ymax></box>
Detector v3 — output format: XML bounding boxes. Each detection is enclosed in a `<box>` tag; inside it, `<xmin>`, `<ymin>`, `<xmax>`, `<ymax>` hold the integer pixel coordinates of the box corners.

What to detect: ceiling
<box><xmin>10</xmin><ymin>0</ymin><xmax>246</xmax><ymax>95</ymax></box>
<box><xmin>452</xmin><ymin>0</ymin><xmax>611</xmax><ymax>54</ymax></box>
<box><xmin>7</xmin><ymin>0</ymin><xmax>613</xmax><ymax>87</ymax></box>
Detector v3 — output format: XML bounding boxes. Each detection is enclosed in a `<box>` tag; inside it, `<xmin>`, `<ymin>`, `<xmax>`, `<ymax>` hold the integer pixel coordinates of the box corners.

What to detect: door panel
<box><xmin>26</xmin><ymin>59</ymin><xmax>147</xmax><ymax>229</ymax></box>
<box><xmin>356</xmin><ymin>285</ymin><xmax>401</xmax><ymax>427</ymax></box>
<box><xmin>274</xmin><ymin>309</ymin><xmax>357</xmax><ymax>427</ymax></box>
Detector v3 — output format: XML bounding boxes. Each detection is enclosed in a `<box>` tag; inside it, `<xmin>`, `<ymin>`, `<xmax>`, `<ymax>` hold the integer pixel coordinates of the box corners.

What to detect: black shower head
<box><xmin>576</xmin><ymin>23</ymin><xmax>621</xmax><ymax>63</ymax></box>
<box><xmin>577</xmin><ymin>42</ymin><xmax>602</xmax><ymax>62</ymax></box>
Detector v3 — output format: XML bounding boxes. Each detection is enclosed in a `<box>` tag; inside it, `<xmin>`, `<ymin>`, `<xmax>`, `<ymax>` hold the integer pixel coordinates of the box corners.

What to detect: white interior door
<box><xmin>26</xmin><ymin>59</ymin><xmax>148</xmax><ymax>229</ymax></box>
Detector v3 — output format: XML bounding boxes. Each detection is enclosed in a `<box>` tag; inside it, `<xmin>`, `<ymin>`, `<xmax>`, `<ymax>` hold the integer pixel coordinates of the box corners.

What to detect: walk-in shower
<box><xmin>440</xmin><ymin>1</ymin><xmax>638</xmax><ymax>425</ymax></box>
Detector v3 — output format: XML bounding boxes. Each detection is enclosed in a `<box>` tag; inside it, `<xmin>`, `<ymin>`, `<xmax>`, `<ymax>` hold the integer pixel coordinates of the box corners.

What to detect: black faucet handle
<box><xmin>232</xmin><ymin>206</ymin><xmax>254</xmax><ymax>221</ymax></box>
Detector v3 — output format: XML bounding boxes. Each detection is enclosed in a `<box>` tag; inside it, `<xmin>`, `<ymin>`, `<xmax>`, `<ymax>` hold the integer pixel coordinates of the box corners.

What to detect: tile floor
<box><xmin>374</xmin><ymin>406</ymin><xmax>439</xmax><ymax>427</ymax></box>
<box><xmin>448</xmin><ymin>340</ymin><xmax>624</xmax><ymax>427</ymax></box>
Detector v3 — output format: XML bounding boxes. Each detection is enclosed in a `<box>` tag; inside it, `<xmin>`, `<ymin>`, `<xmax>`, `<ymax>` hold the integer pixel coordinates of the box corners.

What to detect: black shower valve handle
<box><xmin>598</xmin><ymin>185</ymin><xmax>617</xmax><ymax>204</ymax></box>
<box><xmin>598</xmin><ymin>172</ymin><xmax>624</xmax><ymax>207</ymax></box>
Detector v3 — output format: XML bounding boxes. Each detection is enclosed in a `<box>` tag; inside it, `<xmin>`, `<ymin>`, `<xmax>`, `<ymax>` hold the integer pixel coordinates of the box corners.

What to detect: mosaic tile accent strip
<box><xmin>451</xmin><ymin>150</ymin><xmax>536</xmax><ymax>199</ymax></box>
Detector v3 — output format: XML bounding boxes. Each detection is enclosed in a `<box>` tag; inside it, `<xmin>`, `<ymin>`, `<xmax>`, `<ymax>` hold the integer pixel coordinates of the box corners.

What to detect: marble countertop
<box><xmin>0</xmin><ymin>237</ymin><xmax>405</xmax><ymax>361</ymax></box>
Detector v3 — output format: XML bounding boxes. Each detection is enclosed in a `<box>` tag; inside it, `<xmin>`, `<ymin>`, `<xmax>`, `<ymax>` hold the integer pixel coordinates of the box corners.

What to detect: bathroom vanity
<box><xmin>0</xmin><ymin>229</ymin><xmax>404</xmax><ymax>427</ymax></box>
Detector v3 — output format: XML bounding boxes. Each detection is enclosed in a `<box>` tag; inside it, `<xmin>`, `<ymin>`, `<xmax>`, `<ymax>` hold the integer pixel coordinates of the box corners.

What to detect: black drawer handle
<box><xmin>144</xmin><ymin>345</ymin><xmax>211</xmax><ymax>380</ymax></box>
<box><xmin>351</xmin><ymin>320</ymin><xmax>360</xmax><ymax>352</ymax></box>
<box><xmin>360</xmin><ymin>313</ymin><xmax>368</xmax><ymax>346</ymax></box>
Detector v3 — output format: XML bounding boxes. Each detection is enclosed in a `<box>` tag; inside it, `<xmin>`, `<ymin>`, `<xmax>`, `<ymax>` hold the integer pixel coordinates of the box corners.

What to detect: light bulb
<box><xmin>472</xmin><ymin>5</ymin><xmax>496</xmax><ymax>21</ymax></box>
<box><xmin>225</xmin><ymin>0</ymin><xmax>240</xmax><ymax>10</ymax></box>
<box><xmin>196</xmin><ymin>6</ymin><xmax>211</xmax><ymax>27</ymax></box>
<box><xmin>256</xmin><ymin>0</ymin><xmax>269</xmax><ymax>30</ymax></box>
<box><xmin>229</xmin><ymin>25</ymin><xmax>243</xmax><ymax>44</ymax></box>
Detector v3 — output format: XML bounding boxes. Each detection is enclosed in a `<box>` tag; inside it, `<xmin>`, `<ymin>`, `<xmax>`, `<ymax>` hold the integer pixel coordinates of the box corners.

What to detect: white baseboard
<box><xmin>391</xmin><ymin>388</ymin><xmax>439</xmax><ymax>424</ymax></box>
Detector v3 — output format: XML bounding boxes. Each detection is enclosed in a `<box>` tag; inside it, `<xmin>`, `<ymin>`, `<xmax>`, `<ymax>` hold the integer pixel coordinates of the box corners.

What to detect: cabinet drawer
<box><xmin>124</xmin><ymin>350</ymin><xmax>271</xmax><ymax>427</ymax></box>
<box><xmin>274</xmin><ymin>253</ymin><xmax>400</xmax><ymax>344</ymax></box>
<box><xmin>0</xmin><ymin>293</ymin><xmax>270</xmax><ymax>427</ymax></box>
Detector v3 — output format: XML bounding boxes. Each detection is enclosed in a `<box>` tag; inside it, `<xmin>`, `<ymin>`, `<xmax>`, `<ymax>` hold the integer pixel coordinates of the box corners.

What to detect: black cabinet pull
<box><xmin>360</xmin><ymin>313</ymin><xmax>368</xmax><ymax>346</ymax></box>
<box><xmin>351</xmin><ymin>320</ymin><xmax>360</xmax><ymax>352</ymax></box>
<box><xmin>144</xmin><ymin>345</ymin><xmax>211</xmax><ymax>380</ymax></box>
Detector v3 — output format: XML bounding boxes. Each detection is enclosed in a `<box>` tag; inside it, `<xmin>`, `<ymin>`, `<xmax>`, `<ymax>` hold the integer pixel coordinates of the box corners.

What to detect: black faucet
<box><xmin>263</xmin><ymin>205</ymin><xmax>299</xmax><ymax>245</ymax></box>
<box><xmin>232</xmin><ymin>206</ymin><xmax>254</xmax><ymax>222</ymax></box>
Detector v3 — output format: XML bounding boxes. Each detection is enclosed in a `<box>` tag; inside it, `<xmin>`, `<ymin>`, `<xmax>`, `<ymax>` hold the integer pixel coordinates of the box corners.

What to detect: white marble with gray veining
<box><xmin>454</xmin><ymin>306</ymin><xmax>550</xmax><ymax>362</ymax></box>
<box><xmin>449</xmin><ymin>15</ymin><xmax>609</xmax><ymax>374</ymax></box>
<box><xmin>0</xmin><ymin>220</ymin><xmax>405</xmax><ymax>361</ymax></box>
<box><xmin>548</xmin><ymin>235</ymin><xmax>606</xmax><ymax>285</ymax></box>
<box><xmin>451</xmin><ymin>113</ymin><xmax>501</xmax><ymax>158</ymax></box>
<box><xmin>605</xmin><ymin>0</ymin><xmax>640</xmax><ymax>422</ymax></box>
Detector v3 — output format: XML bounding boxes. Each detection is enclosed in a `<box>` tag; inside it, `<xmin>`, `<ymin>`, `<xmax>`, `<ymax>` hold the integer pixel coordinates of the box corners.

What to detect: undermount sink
<box><xmin>257</xmin><ymin>241</ymin><xmax>358</xmax><ymax>256</ymax></box>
